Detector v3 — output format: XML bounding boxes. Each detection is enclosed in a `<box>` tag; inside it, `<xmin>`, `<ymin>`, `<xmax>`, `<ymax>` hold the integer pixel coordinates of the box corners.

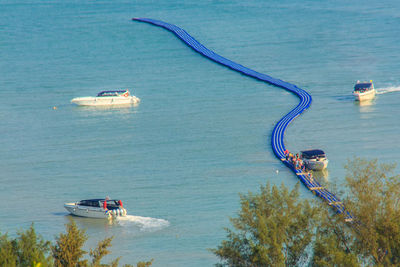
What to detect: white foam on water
<box><xmin>116</xmin><ymin>215</ymin><xmax>170</xmax><ymax>232</ymax></box>
<box><xmin>376</xmin><ymin>86</ymin><xmax>400</xmax><ymax>95</ymax></box>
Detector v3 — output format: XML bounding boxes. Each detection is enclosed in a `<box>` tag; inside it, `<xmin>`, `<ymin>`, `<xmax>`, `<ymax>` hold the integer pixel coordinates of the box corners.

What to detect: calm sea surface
<box><xmin>1</xmin><ymin>0</ymin><xmax>400</xmax><ymax>266</ymax></box>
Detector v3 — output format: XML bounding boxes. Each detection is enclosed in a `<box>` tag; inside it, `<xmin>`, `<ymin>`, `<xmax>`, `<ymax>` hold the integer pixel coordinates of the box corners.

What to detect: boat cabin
<box><xmin>97</xmin><ymin>90</ymin><xmax>128</xmax><ymax>97</ymax></box>
<box><xmin>354</xmin><ymin>82</ymin><xmax>373</xmax><ymax>93</ymax></box>
<box><xmin>301</xmin><ymin>149</ymin><xmax>326</xmax><ymax>160</ymax></box>
<box><xmin>77</xmin><ymin>199</ymin><xmax>122</xmax><ymax>210</ymax></box>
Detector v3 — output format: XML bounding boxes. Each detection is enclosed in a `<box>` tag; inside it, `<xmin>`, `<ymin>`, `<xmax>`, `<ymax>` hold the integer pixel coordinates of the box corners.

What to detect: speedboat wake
<box><xmin>116</xmin><ymin>215</ymin><xmax>169</xmax><ymax>232</ymax></box>
<box><xmin>376</xmin><ymin>86</ymin><xmax>400</xmax><ymax>95</ymax></box>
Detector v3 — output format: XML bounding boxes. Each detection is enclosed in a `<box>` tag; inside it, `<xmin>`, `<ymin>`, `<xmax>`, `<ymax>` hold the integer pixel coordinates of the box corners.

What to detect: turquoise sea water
<box><xmin>1</xmin><ymin>1</ymin><xmax>400</xmax><ymax>266</ymax></box>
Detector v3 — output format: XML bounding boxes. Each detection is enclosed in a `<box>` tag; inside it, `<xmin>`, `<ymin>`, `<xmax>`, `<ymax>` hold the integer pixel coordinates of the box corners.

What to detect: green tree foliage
<box><xmin>89</xmin><ymin>236</ymin><xmax>115</xmax><ymax>266</ymax></box>
<box><xmin>212</xmin><ymin>183</ymin><xmax>318</xmax><ymax>267</ymax></box>
<box><xmin>52</xmin><ymin>220</ymin><xmax>153</xmax><ymax>267</ymax></box>
<box><xmin>133</xmin><ymin>259</ymin><xmax>154</xmax><ymax>267</ymax></box>
<box><xmin>214</xmin><ymin>158</ymin><xmax>400</xmax><ymax>267</ymax></box>
<box><xmin>312</xmin><ymin>208</ymin><xmax>359</xmax><ymax>267</ymax></box>
<box><xmin>0</xmin><ymin>220</ymin><xmax>152</xmax><ymax>267</ymax></box>
<box><xmin>16</xmin><ymin>224</ymin><xmax>52</xmax><ymax>267</ymax></box>
<box><xmin>52</xmin><ymin>220</ymin><xmax>88</xmax><ymax>267</ymax></box>
<box><xmin>312</xmin><ymin>158</ymin><xmax>400</xmax><ymax>266</ymax></box>
<box><xmin>0</xmin><ymin>233</ymin><xmax>18</xmax><ymax>267</ymax></box>
<box><xmin>0</xmin><ymin>224</ymin><xmax>52</xmax><ymax>267</ymax></box>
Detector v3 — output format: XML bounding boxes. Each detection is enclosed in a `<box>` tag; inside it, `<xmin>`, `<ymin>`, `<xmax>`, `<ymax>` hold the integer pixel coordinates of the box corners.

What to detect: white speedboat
<box><xmin>71</xmin><ymin>90</ymin><xmax>140</xmax><ymax>106</ymax></box>
<box><xmin>301</xmin><ymin>149</ymin><xmax>329</xmax><ymax>171</ymax></box>
<box><xmin>64</xmin><ymin>199</ymin><xmax>127</xmax><ymax>219</ymax></box>
<box><xmin>353</xmin><ymin>80</ymin><xmax>375</xmax><ymax>101</ymax></box>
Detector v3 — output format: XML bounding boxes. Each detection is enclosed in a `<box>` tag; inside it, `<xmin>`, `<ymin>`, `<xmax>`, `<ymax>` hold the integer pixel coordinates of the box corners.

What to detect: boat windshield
<box><xmin>354</xmin><ymin>83</ymin><xmax>372</xmax><ymax>91</ymax></box>
<box><xmin>77</xmin><ymin>200</ymin><xmax>100</xmax><ymax>207</ymax></box>
<box><xmin>97</xmin><ymin>91</ymin><xmax>127</xmax><ymax>97</ymax></box>
<box><xmin>301</xmin><ymin>149</ymin><xmax>326</xmax><ymax>159</ymax></box>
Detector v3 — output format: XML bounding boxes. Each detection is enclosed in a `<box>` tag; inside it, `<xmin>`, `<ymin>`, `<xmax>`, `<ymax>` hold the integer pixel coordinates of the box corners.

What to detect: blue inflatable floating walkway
<box><xmin>133</xmin><ymin>18</ymin><xmax>351</xmax><ymax>219</ymax></box>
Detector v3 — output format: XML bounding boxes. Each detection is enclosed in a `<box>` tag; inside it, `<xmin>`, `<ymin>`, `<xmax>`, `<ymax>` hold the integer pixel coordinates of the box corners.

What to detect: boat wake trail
<box><xmin>117</xmin><ymin>215</ymin><xmax>169</xmax><ymax>232</ymax></box>
<box><xmin>376</xmin><ymin>86</ymin><xmax>400</xmax><ymax>95</ymax></box>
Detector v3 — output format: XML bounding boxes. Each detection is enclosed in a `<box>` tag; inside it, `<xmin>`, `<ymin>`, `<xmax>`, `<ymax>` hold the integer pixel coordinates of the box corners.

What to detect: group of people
<box><xmin>284</xmin><ymin>149</ymin><xmax>314</xmax><ymax>183</ymax></box>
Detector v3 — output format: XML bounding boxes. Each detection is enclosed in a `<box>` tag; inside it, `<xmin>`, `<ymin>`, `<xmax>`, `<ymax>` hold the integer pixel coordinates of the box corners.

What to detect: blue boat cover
<box><xmin>354</xmin><ymin>83</ymin><xmax>372</xmax><ymax>90</ymax></box>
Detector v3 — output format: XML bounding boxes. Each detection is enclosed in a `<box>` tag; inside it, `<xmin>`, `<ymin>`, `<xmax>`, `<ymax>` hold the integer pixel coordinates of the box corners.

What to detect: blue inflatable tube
<box><xmin>132</xmin><ymin>18</ymin><xmax>351</xmax><ymax>219</ymax></box>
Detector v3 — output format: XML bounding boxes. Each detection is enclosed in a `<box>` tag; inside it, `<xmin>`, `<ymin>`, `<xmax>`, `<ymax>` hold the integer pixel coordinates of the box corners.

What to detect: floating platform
<box><xmin>133</xmin><ymin>18</ymin><xmax>351</xmax><ymax>219</ymax></box>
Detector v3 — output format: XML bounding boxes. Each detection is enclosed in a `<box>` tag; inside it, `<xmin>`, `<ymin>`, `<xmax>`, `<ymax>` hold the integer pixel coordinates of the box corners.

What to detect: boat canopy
<box><xmin>77</xmin><ymin>199</ymin><xmax>122</xmax><ymax>207</ymax></box>
<box><xmin>97</xmin><ymin>90</ymin><xmax>128</xmax><ymax>97</ymax></box>
<box><xmin>301</xmin><ymin>149</ymin><xmax>326</xmax><ymax>159</ymax></box>
<box><xmin>354</xmin><ymin>83</ymin><xmax>372</xmax><ymax>91</ymax></box>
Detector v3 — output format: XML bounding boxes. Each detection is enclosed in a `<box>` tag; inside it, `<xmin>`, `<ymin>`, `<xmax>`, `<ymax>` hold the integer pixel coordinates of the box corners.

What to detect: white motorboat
<box><xmin>64</xmin><ymin>199</ymin><xmax>127</xmax><ymax>219</ymax></box>
<box><xmin>71</xmin><ymin>89</ymin><xmax>140</xmax><ymax>106</ymax></box>
<box><xmin>301</xmin><ymin>149</ymin><xmax>329</xmax><ymax>171</ymax></box>
<box><xmin>353</xmin><ymin>80</ymin><xmax>375</xmax><ymax>101</ymax></box>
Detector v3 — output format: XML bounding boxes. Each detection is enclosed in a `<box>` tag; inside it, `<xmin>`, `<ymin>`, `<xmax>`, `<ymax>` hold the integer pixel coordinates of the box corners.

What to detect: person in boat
<box><xmin>292</xmin><ymin>155</ymin><xmax>297</xmax><ymax>168</ymax></box>
<box><xmin>298</xmin><ymin>159</ymin><xmax>303</xmax><ymax>171</ymax></box>
<box><xmin>307</xmin><ymin>172</ymin><xmax>314</xmax><ymax>183</ymax></box>
<box><xmin>119</xmin><ymin>200</ymin><xmax>123</xmax><ymax>207</ymax></box>
<box><xmin>301</xmin><ymin>164</ymin><xmax>306</xmax><ymax>173</ymax></box>
<box><xmin>103</xmin><ymin>200</ymin><xmax>108</xmax><ymax>210</ymax></box>
<box><xmin>293</xmin><ymin>157</ymin><xmax>298</xmax><ymax>169</ymax></box>
<box><xmin>284</xmin><ymin>149</ymin><xmax>290</xmax><ymax>160</ymax></box>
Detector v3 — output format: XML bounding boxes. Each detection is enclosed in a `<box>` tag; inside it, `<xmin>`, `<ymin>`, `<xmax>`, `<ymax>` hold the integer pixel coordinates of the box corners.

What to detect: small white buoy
<box><xmin>276</xmin><ymin>169</ymin><xmax>279</xmax><ymax>174</ymax></box>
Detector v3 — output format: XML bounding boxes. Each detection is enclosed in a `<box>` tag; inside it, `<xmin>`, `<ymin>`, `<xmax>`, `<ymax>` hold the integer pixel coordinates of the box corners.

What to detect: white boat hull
<box><xmin>64</xmin><ymin>203</ymin><xmax>127</xmax><ymax>219</ymax></box>
<box><xmin>71</xmin><ymin>96</ymin><xmax>140</xmax><ymax>106</ymax></box>
<box><xmin>353</xmin><ymin>89</ymin><xmax>376</xmax><ymax>101</ymax></box>
<box><xmin>304</xmin><ymin>159</ymin><xmax>329</xmax><ymax>171</ymax></box>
